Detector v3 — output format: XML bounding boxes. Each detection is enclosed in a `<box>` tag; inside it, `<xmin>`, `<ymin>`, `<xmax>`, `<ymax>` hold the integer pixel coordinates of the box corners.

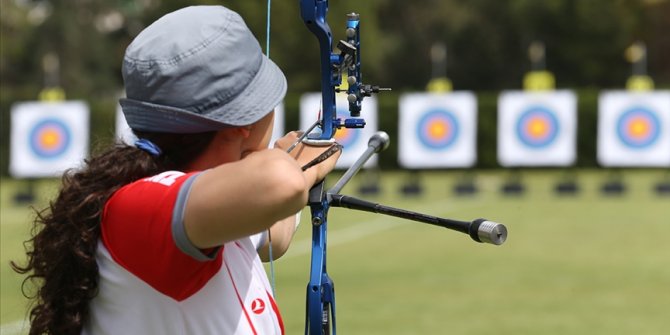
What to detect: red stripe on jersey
<box><xmin>101</xmin><ymin>171</ymin><xmax>223</xmax><ymax>301</ymax></box>
<box><xmin>267</xmin><ymin>291</ymin><xmax>285</xmax><ymax>335</ymax></box>
<box><xmin>224</xmin><ymin>259</ymin><xmax>258</xmax><ymax>335</ymax></box>
<box><xmin>234</xmin><ymin>239</ymin><xmax>283</xmax><ymax>333</ymax></box>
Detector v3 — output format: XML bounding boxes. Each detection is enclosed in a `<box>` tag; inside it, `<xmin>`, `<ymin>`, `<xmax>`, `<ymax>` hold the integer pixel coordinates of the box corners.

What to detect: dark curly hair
<box><xmin>11</xmin><ymin>130</ymin><xmax>217</xmax><ymax>335</ymax></box>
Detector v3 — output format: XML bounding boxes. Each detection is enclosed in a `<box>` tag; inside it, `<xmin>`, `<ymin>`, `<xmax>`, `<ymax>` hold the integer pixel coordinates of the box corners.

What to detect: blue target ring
<box><xmin>616</xmin><ymin>107</ymin><xmax>660</xmax><ymax>149</ymax></box>
<box><xmin>516</xmin><ymin>106</ymin><xmax>560</xmax><ymax>148</ymax></box>
<box><xmin>333</xmin><ymin>108</ymin><xmax>360</xmax><ymax>148</ymax></box>
<box><xmin>417</xmin><ymin>109</ymin><xmax>459</xmax><ymax>150</ymax></box>
<box><xmin>29</xmin><ymin>118</ymin><xmax>71</xmax><ymax>159</ymax></box>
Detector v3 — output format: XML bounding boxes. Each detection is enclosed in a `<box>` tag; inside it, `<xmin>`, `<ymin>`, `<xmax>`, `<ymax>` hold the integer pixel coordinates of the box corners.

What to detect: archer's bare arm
<box><xmin>257</xmin><ymin>213</ymin><xmax>301</xmax><ymax>261</ymax></box>
<box><xmin>256</xmin><ymin>131</ymin><xmax>341</xmax><ymax>261</ymax></box>
<box><xmin>182</xmin><ymin>133</ymin><xmax>339</xmax><ymax>250</ymax></box>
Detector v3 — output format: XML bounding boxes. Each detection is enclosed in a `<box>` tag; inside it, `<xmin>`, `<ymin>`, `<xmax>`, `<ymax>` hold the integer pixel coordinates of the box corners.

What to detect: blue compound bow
<box><xmin>297</xmin><ymin>1</ymin><xmax>508</xmax><ymax>334</ymax></box>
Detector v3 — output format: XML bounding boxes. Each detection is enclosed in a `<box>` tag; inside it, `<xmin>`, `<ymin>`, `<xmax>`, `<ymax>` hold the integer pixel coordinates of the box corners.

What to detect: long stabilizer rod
<box><xmin>329</xmin><ymin>194</ymin><xmax>507</xmax><ymax>245</ymax></box>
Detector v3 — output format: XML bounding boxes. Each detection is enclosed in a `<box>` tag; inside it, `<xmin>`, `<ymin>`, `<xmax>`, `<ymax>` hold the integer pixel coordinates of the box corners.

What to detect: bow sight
<box><xmin>300</xmin><ymin>1</ymin><xmax>388</xmax><ymax>141</ymax></box>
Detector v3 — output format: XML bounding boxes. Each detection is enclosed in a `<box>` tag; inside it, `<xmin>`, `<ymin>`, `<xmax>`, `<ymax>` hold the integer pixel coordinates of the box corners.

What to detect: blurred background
<box><xmin>1</xmin><ymin>0</ymin><xmax>669</xmax><ymax>334</ymax></box>
<box><xmin>2</xmin><ymin>0</ymin><xmax>669</xmax><ymax>168</ymax></box>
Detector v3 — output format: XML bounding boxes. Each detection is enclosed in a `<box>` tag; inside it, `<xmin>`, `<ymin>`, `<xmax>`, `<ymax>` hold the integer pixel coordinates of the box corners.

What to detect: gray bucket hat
<box><xmin>119</xmin><ymin>6</ymin><xmax>287</xmax><ymax>133</ymax></box>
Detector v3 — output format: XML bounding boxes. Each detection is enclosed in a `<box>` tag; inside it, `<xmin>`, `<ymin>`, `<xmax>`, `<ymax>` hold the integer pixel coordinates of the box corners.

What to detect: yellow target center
<box><xmin>40</xmin><ymin>129</ymin><xmax>60</xmax><ymax>149</ymax></box>
<box><xmin>628</xmin><ymin>118</ymin><xmax>649</xmax><ymax>138</ymax></box>
<box><xmin>334</xmin><ymin>127</ymin><xmax>349</xmax><ymax>141</ymax></box>
<box><xmin>429</xmin><ymin>122</ymin><xmax>448</xmax><ymax>138</ymax></box>
<box><xmin>528</xmin><ymin>118</ymin><xmax>547</xmax><ymax>137</ymax></box>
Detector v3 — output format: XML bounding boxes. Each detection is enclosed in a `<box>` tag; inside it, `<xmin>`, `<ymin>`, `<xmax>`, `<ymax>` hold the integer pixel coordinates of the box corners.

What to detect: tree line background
<box><xmin>1</xmin><ymin>0</ymin><xmax>669</xmax><ymax>173</ymax></box>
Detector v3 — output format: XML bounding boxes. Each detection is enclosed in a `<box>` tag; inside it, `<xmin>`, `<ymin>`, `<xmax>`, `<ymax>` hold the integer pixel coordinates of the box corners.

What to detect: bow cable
<box><xmin>265</xmin><ymin>0</ymin><xmax>277</xmax><ymax>297</ymax></box>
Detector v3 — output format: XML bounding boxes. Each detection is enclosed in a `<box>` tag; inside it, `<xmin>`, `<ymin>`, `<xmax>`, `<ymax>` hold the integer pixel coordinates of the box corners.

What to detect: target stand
<box><xmin>357</xmin><ymin>169</ymin><xmax>382</xmax><ymax>196</ymax></box>
<box><xmin>13</xmin><ymin>179</ymin><xmax>36</xmax><ymax>204</ymax></box>
<box><xmin>400</xmin><ymin>171</ymin><xmax>424</xmax><ymax>197</ymax></box>
<box><xmin>600</xmin><ymin>169</ymin><xmax>627</xmax><ymax>196</ymax></box>
<box><xmin>553</xmin><ymin>169</ymin><xmax>580</xmax><ymax>195</ymax></box>
<box><xmin>654</xmin><ymin>171</ymin><xmax>670</xmax><ymax>196</ymax></box>
<box><xmin>453</xmin><ymin>171</ymin><xmax>478</xmax><ymax>196</ymax></box>
<box><xmin>500</xmin><ymin>169</ymin><xmax>525</xmax><ymax>196</ymax></box>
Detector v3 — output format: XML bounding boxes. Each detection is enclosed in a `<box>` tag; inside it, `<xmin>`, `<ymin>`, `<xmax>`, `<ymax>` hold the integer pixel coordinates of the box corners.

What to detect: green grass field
<box><xmin>2</xmin><ymin>170</ymin><xmax>669</xmax><ymax>334</ymax></box>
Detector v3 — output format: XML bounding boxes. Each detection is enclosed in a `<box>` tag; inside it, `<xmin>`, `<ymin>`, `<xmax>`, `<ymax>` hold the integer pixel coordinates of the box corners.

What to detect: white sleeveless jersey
<box><xmin>83</xmin><ymin>171</ymin><xmax>284</xmax><ymax>335</ymax></box>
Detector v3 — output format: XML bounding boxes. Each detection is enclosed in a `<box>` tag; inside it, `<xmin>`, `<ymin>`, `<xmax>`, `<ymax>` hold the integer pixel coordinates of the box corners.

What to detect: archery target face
<box><xmin>417</xmin><ymin>109</ymin><xmax>459</xmax><ymax>149</ymax></box>
<box><xmin>515</xmin><ymin>107</ymin><xmax>560</xmax><ymax>148</ymax></box>
<box><xmin>598</xmin><ymin>91</ymin><xmax>670</xmax><ymax>167</ymax></box>
<box><xmin>399</xmin><ymin>92</ymin><xmax>477</xmax><ymax>168</ymax></box>
<box><xmin>616</xmin><ymin>107</ymin><xmax>660</xmax><ymax>148</ymax></box>
<box><xmin>10</xmin><ymin>101</ymin><xmax>90</xmax><ymax>178</ymax></box>
<box><xmin>29</xmin><ymin>118</ymin><xmax>71</xmax><ymax>159</ymax></box>
<box><xmin>497</xmin><ymin>90</ymin><xmax>577</xmax><ymax>167</ymax></box>
<box><xmin>300</xmin><ymin>93</ymin><xmax>378</xmax><ymax>169</ymax></box>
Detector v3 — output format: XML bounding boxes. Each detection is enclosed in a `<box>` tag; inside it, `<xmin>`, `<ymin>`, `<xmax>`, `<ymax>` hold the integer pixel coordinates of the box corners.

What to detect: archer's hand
<box><xmin>275</xmin><ymin>131</ymin><xmax>341</xmax><ymax>183</ymax></box>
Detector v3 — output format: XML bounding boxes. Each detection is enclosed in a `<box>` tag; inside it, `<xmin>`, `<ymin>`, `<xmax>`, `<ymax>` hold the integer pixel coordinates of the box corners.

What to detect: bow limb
<box><xmin>300</xmin><ymin>0</ymin><xmax>339</xmax><ymax>140</ymax></box>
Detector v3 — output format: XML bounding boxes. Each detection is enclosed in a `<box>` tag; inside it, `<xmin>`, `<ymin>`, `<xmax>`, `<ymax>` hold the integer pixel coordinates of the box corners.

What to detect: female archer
<box><xmin>13</xmin><ymin>5</ymin><xmax>340</xmax><ymax>334</ymax></box>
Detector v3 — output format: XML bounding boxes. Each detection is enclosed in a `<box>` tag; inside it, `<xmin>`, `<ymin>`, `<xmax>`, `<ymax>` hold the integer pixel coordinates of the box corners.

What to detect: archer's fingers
<box><xmin>274</xmin><ymin>131</ymin><xmax>304</xmax><ymax>150</ymax></box>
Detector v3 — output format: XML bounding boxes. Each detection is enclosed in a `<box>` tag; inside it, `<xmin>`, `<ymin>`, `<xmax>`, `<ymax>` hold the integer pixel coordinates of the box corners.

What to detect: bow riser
<box><xmin>299</xmin><ymin>1</ymin><xmax>383</xmax><ymax>333</ymax></box>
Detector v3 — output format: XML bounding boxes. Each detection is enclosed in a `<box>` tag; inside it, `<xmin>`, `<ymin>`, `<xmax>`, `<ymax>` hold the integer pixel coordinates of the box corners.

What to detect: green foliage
<box><xmin>3</xmin><ymin>0</ymin><xmax>669</xmax><ymax>94</ymax></box>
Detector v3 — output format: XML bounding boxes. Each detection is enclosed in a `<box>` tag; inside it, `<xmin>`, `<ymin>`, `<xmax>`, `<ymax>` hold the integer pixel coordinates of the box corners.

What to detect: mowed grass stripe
<box><xmin>2</xmin><ymin>170</ymin><xmax>668</xmax><ymax>334</ymax></box>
